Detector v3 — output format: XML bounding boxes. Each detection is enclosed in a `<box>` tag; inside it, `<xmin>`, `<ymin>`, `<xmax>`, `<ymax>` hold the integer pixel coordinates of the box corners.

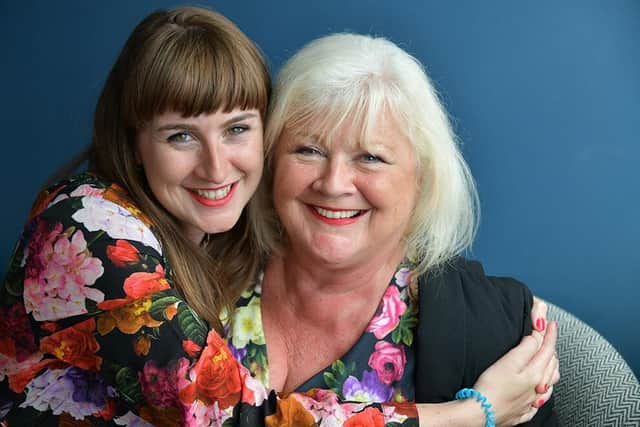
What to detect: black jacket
<box><xmin>414</xmin><ymin>258</ymin><xmax>557</xmax><ymax>426</ymax></box>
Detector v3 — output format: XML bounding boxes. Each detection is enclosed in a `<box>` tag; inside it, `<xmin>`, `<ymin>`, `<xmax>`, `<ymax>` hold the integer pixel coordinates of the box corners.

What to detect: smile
<box><xmin>314</xmin><ymin>207</ymin><xmax>360</xmax><ymax>219</ymax></box>
<box><xmin>188</xmin><ymin>183</ymin><xmax>236</xmax><ymax>207</ymax></box>
<box><xmin>309</xmin><ymin>205</ymin><xmax>367</xmax><ymax>225</ymax></box>
<box><xmin>196</xmin><ymin>186</ymin><xmax>232</xmax><ymax>200</ymax></box>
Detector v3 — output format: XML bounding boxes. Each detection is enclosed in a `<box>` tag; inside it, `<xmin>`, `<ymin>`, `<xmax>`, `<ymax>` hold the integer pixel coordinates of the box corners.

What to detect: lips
<box><xmin>188</xmin><ymin>183</ymin><xmax>236</xmax><ymax>207</ymax></box>
<box><xmin>308</xmin><ymin>205</ymin><xmax>367</xmax><ymax>225</ymax></box>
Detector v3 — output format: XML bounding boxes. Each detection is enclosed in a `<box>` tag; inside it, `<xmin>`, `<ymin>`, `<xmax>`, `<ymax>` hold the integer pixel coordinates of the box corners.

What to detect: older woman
<box><xmin>227</xmin><ymin>33</ymin><xmax>559</xmax><ymax>426</ymax></box>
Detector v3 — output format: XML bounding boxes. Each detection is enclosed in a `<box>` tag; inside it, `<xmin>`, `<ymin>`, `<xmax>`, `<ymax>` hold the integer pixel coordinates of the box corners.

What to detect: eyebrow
<box><xmin>156</xmin><ymin>112</ymin><xmax>259</xmax><ymax>132</ymax></box>
<box><xmin>221</xmin><ymin>112</ymin><xmax>259</xmax><ymax>127</ymax></box>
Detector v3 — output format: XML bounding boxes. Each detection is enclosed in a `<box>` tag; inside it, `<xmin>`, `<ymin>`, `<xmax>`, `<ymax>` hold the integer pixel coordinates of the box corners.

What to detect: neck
<box><xmin>264</xmin><ymin>244</ymin><xmax>406</xmax><ymax>327</ymax></box>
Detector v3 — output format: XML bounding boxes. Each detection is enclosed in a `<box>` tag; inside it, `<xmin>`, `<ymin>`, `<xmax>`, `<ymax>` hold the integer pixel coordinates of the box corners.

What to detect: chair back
<box><xmin>547</xmin><ymin>301</ymin><xmax>640</xmax><ymax>426</ymax></box>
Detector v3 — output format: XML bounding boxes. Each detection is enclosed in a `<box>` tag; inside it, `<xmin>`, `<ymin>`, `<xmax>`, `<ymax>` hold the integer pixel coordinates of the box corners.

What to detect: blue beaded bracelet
<box><xmin>454</xmin><ymin>388</ymin><xmax>497</xmax><ymax>427</ymax></box>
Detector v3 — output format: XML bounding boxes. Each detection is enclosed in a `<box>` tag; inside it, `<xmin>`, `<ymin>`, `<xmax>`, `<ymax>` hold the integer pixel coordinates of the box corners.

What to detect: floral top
<box><xmin>224</xmin><ymin>263</ymin><xmax>419</xmax><ymax>405</ymax></box>
<box><xmin>0</xmin><ymin>173</ymin><xmax>418</xmax><ymax>426</ymax></box>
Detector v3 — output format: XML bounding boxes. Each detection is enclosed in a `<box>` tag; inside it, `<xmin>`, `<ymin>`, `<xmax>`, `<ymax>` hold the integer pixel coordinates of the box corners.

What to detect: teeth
<box><xmin>315</xmin><ymin>207</ymin><xmax>360</xmax><ymax>219</ymax></box>
<box><xmin>196</xmin><ymin>185</ymin><xmax>231</xmax><ymax>200</ymax></box>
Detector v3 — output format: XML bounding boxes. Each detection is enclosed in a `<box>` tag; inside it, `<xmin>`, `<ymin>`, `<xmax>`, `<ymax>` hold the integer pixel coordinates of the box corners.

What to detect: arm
<box><xmin>414</xmin><ymin>258</ymin><xmax>559</xmax><ymax>427</ymax></box>
<box><xmin>412</xmin><ymin>322</ymin><xmax>557</xmax><ymax>427</ymax></box>
<box><xmin>1</xmin><ymin>179</ymin><xmax>418</xmax><ymax>426</ymax></box>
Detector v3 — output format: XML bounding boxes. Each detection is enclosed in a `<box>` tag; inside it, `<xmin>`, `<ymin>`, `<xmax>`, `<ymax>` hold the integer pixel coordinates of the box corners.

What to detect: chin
<box><xmin>310</xmin><ymin>247</ymin><xmax>361</xmax><ymax>266</ymax></box>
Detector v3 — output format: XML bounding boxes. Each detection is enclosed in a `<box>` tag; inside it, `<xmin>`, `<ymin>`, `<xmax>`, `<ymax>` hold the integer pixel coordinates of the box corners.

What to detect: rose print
<box><xmin>39</xmin><ymin>318</ymin><xmax>102</xmax><ymax>371</ymax></box>
<box><xmin>343</xmin><ymin>406</ymin><xmax>385</xmax><ymax>427</ymax></box>
<box><xmin>368</xmin><ymin>341</ymin><xmax>406</xmax><ymax>385</ymax></box>
<box><xmin>106</xmin><ymin>240</ymin><xmax>140</xmax><ymax>267</ymax></box>
<box><xmin>366</xmin><ymin>286</ymin><xmax>407</xmax><ymax>339</ymax></box>
<box><xmin>179</xmin><ymin>331</ymin><xmax>242</xmax><ymax>409</ymax></box>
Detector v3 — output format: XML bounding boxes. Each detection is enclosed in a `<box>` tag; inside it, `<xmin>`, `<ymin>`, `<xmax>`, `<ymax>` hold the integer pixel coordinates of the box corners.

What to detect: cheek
<box><xmin>146</xmin><ymin>158</ymin><xmax>189</xmax><ymax>185</ymax></box>
<box><xmin>236</xmin><ymin>142</ymin><xmax>264</xmax><ymax>179</ymax></box>
<box><xmin>272</xmin><ymin>161</ymin><xmax>307</xmax><ymax>215</ymax></box>
<box><xmin>362</xmin><ymin>173</ymin><xmax>418</xmax><ymax>218</ymax></box>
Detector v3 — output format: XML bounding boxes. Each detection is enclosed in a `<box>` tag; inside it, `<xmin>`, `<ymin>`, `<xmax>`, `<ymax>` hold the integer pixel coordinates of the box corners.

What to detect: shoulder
<box><xmin>421</xmin><ymin>257</ymin><xmax>533</xmax><ymax>318</ymax></box>
<box><xmin>26</xmin><ymin>173</ymin><xmax>162</xmax><ymax>256</ymax></box>
<box><xmin>414</xmin><ymin>257</ymin><xmax>534</xmax><ymax>400</ymax></box>
<box><xmin>3</xmin><ymin>173</ymin><xmax>166</xmax><ymax>321</ymax></box>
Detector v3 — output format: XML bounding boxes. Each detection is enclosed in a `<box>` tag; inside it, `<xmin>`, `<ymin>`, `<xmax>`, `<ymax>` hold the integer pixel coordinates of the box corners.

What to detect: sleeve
<box><xmin>0</xmin><ymin>190</ymin><xmax>418</xmax><ymax>427</ymax></box>
<box><xmin>414</xmin><ymin>258</ymin><xmax>557</xmax><ymax>426</ymax></box>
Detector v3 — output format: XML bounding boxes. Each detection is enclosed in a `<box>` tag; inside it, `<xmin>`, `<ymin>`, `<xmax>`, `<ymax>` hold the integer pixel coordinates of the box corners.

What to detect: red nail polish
<box><xmin>536</xmin><ymin>399</ymin><xmax>545</xmax><ymax>408</ymax></box>
<box><xmin>535</xmin><ymin>318</ymin><xmax>546</xmax><ymax>331</ymax></box>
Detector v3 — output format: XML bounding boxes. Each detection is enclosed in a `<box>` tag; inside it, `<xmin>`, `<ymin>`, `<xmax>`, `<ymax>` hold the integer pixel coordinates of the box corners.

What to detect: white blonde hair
<box><xmin>253</xmin><ymin>33</ymin><xmax>479</xmax><ymax>275</ymax></box>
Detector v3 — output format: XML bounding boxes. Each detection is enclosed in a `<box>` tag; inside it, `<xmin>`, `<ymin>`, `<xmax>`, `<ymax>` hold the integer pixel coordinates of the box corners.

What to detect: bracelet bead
<box><xmin>454</xmin><ymin>388</ymin><xmax>497</xmax><ymax>427</ymax></box>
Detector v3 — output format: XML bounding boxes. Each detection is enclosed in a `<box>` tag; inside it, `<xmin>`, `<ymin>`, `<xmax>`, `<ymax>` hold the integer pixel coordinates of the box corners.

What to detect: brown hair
<box><xmin>88</xmin><ymin>6</ymin><xmax>270</xmax><ymax>331</ymax></box>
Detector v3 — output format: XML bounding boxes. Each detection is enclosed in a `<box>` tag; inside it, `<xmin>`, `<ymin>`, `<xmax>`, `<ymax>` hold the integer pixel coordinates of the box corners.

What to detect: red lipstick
<box><xmin>307</xmin><ymin>205</ymin><xmax>365</xmax><ymax>225</ymax></box>
<box><xmin>188</xmin><ymin>183</ymin><xmax>236</xmax><ymax>207</ymax></box>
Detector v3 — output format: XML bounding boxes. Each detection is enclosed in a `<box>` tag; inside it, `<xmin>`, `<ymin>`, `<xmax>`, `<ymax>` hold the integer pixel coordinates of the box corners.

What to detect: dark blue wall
<box><xmin>2</xmin><ymin>1</ymin><xmax>638</xmax><ymax>376</ymax></box>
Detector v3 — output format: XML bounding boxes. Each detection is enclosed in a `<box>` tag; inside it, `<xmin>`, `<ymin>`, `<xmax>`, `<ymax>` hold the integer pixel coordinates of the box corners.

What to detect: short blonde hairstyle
<box><xmin>256</xmin><ymin>33</ymin><xmax>479</xmax><ymax>276</ymax></box>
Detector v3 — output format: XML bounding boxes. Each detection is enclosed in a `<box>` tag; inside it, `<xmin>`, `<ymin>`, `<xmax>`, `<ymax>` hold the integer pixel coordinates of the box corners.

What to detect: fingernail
<box><xmin>536</xmin><ymin>399</ymin><xmax>545</xmax><ymax>408</ymax></box>
<box><xmin>535</xmin><ymin>318</ymin><xmax>546</xmax><ymax>331</ymax></box>
<box><xmin>544</xmin><ymin>384</ymin><xmax>549</xmax><ymax>393</ymax></box>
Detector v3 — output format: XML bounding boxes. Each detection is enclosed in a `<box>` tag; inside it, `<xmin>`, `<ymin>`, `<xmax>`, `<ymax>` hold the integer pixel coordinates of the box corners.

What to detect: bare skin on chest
<box><xmin>260</xmin><ymin>255</ymin><xmax>402</xmax><ymax>394</ymax></box>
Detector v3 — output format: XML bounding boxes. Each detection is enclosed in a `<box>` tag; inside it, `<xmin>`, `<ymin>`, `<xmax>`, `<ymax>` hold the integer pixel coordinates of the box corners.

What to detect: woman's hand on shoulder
<box><xmin>473</xmin><ymin>320</ymin><xmax>559</xmax><ymax>426</ymax></box>
<box><xmin>531</xmin><ymin>296</ymin><xmax>548</xmax><ymax>334</ymax></box>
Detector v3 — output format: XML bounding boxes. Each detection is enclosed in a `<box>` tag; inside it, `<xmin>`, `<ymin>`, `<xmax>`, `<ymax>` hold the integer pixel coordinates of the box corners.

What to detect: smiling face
<box><xmin>272</xmin><ymin>114</ymin><xmax>420</xmax><ymax>269</ymax></box>
<box><xmin>136</xmin><ymin>108</ymin><xmax>263</xmax><ymax>244</ymax></box>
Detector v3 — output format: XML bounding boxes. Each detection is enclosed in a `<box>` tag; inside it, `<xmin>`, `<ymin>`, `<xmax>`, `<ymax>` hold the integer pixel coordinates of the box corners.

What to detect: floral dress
<box><xmin>224</xmin><ymin>264</ymin><xmax>419</xmax><ymax>411</ymax></box>
<box><xmin>0</xmin><ymin>173</ymin><xmax>418</xmax><ymax>426</ymax></box>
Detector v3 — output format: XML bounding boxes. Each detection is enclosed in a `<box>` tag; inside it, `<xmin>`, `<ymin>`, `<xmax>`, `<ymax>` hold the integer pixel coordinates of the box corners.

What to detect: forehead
<box><xmin>287</xmin><ymin>110</ymin><xmax>413</xmax><ymax>151</ymax></box>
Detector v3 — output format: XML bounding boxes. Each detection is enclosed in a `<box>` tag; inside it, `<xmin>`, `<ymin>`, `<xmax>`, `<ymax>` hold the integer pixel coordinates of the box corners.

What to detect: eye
<box><xmin>358</xmin><ymin>152</ymin><xmax>384</xmax><ymax>164</ymax></box>
<box><xmin>227</xmin><ymin>125</ymin><xmax>249</xmax><ymax>136</ymax></box>
<box><xmin>295</xmin><ymin>146</ymin><xmax>324</xmax><ymax>157</ymax></box>
<box><xmin>167</xmin><ymin>131</ymin><xmax>194</xmax><ymax>143</ymax></box>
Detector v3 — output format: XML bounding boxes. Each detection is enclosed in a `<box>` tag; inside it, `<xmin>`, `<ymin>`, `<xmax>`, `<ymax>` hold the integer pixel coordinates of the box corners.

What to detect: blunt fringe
<box><xmin>256</xmin><ymin>33</ymin><xmax>479</xmax><ymax>276</ymax></box>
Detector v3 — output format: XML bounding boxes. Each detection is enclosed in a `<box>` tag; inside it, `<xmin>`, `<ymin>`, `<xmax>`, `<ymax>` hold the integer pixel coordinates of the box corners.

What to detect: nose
<box><xmin>311</xmin><ymin>156</ymin><xmax>355</xmax><ymax>196</ymax></box>
<box><xmin>197</xmin><ymin>143</ymin><xmax>230</xmax><ymax>183</ymax></box>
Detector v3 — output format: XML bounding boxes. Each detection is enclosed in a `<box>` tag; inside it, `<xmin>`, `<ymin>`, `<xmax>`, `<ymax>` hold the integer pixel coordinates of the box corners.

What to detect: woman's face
<box><xmin>272</xmin><ymin>114</ymin><xmax>420</xmax><ymax>269</ymax></box>
<box><xmin>136</xmin><ymin>108</ymin><xmax>263</xmax><ymax>244</ymax></box>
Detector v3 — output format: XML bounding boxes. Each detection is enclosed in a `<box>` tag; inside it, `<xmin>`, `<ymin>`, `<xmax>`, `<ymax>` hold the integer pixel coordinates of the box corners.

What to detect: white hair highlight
<box><xmin>257</xmin><ymin>33</ymin><xmax>480</xmax><ymax>275</ymax></box>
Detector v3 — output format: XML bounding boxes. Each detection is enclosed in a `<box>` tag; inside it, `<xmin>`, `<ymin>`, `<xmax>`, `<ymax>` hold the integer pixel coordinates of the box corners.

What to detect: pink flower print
<box><xmin>366</xmin><ymin>286</ymin><xmax>407</xmax><ymax>339</ymax></box>
<box><xmin>23</xmin><ymin>221</ymin><xmax>105</xmax><ymax>321</ymax></box>
<box><xmin>70</xmin><ymin>184</ymin><xmax>105</xmax><ymax>198</ymax></box>
<box><xmin>238</xmin><ymin>364</ymin><xmax>268</xmax><ymax>406</ymax></box>
<box><xmin>140</xmin><ymin>361</ymin><xmax>178</xmax><ymax>408</ymax></box>
<box><xmin>293</xmin><ymin>387</ymin><xmax>362</xmax><ymax>425</ymax></box>
<box><xmin>368</xmin><ymin>341</ymin><xmax>406</xmax><ymax>385</ymax></box>
<box><xmin>0</xmin><ymin>303</ymin><xmax>38</xmax><ymax>362</ymax></box>
<box><xmin>0</xmin><ymin>351</ymin><xmax>44</xmax><ymax>381</ymax></box>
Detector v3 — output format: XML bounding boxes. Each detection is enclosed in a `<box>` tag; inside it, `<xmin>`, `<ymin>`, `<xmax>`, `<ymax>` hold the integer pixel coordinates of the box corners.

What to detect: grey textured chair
<box><xmin>545</xmin><ymin>300</ymin><xmax>640</xmax><ymax>426</ymax></box>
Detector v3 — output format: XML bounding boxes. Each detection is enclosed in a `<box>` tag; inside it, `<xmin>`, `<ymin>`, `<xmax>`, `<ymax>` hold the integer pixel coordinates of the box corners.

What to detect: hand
<box><xmin>531</xmin><ymin>296</ymin><xmax>548</xmax><ymax>333</ymax></box>
<box><xmin>473</xmin><ymin>321</ymin><xmax>558</xmax><ymax>426</ymax></box>
<box><xmin>530</xmin><ymin>297</ymin><xmax>561</xmax><ymax>395</ymax></box>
